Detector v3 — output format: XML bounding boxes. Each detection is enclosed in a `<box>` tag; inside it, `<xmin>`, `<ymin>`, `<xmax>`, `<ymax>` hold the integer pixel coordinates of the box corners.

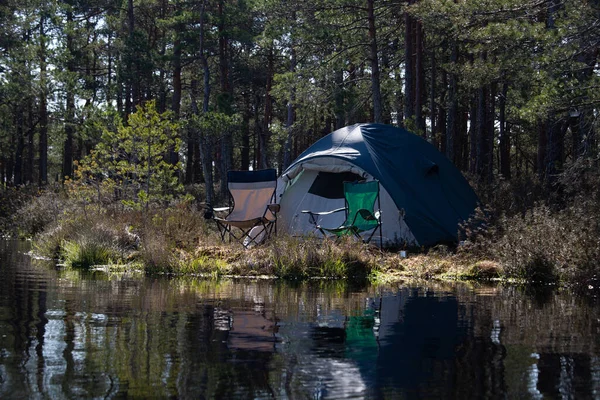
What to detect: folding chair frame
<box><xmin>210</xmin><ymin>169</ymin><xmax>279</xmax><ymax>248</ymax></box>
<box><xmin>302</xmin><ymin>180</ymin><xmax>383</xmax><ymax>249</ymax></box>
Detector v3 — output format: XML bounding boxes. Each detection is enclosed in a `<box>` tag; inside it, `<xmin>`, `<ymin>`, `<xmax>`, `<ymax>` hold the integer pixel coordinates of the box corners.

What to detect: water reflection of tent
<box><xmin>345</xmin><ymin>312</ymin><xmax>378</xmax><ymax>363</ymax></box>
<box><xmin>373</xmin><ymin>289</ymin><xmax>467</xmax><ymax>393</ymax></box>
<box><xmin>227</xmin><ymin>310</ymin><xmax>277</xmax><ymax>352</ymax></box>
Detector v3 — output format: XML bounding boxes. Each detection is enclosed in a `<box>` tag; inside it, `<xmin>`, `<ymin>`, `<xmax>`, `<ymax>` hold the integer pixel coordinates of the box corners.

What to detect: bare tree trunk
<box><xmin>218</xmin><ymin>0</ymin><xmax>229</xmax><ymax>96</ymax></box>
<box><xmin>536</xmin><ymin>120</ymin><xmax>546</xmax><ymax>176</ymax></box>
<box><xmin>283</xmin><ymin>42</ymin><xmax>296</xmax><ymax>171</ymax></box>
<box><xmin>14</xmin><ymin>112</ymin><xmax>24</xmax><ymax>185</ymax></box>
<box><xmin>367</xmin><ymin>0</ymin><xmax>382</xmax><ymax>123</ymax></box>
<box><xmin>437</xmin><ymin>69</ymin><xmax>447</xmax><ymax>152</ymax></box>
<box><xmin>415</xmin><ymin>19</ymin><xmax>425</xmax><ymax>133</ymax></box>
<box><xmin>25</xmin><ymin>100</ymin><xmax>34</xmax><ymax>184</ymax></box>
<box><xmin>170</xmin><ymin>36</ymin><xmax>182</xmax><ymax>167</ymax></box>
<box><xmin>62</xmin><ymin>9</ymin><xmax>75</xmax><ymax>181</ymax></box>
<box><xmin>403</xmin><ymin>3</ymin><xmax>414</xmax><ymax>123</ymax></box>
<box><xmin>39</xmin><ymin>14</ymin><xmax>48</xmax><ymax>185</ymax></box>
<box><xmin>545</xmin><ymin>116</ymin><xmax>566</xmax><ymax>182</ymax></box>
<box><xmin>217</xmin><ymin>0</ymin><xmax>233</xmax><ymax>199</ymax></box>
<box><xmin>334</xmin><ymin>67</ymin><xmax>345</xmax><ymax>129</ymax></box>
<box><xmin>446</xmin><ymin>43</ymin><xmax>458</xmax><ymax>164</ymax></box>
<box><xmin>197</xmin><ymin>0</ymin><xmax>214</xmax><ymax>204</ymax></box>
<box><xmin>347</xmin><ymin>63</ymin><xmax>358</xmax><ymax>124</ymax></box>
<box><xmin>128</xmin><ymin>0</ymin><xmax>139</xmax><ymax>107</ymax></box>
<box><xmin>260</xmin><ymin>46</ymin><xmax>274</xmax><ymax>169</ymax></box>
<box><xmin>475</xmin><ymin>85</ymin><xmax>487</xmax><ymax>179</ymax></box>
<box><xmin>429</xmin><ymin>50</ymin><xmax>436</xmax><ymax>143</ymax></box>
<box><xmin>499</xmin><ymin>82</ymin><xmax>510</xmax><ymax>179</ymax></box>
<box><xmin>241</xmin><ymin>105</ymin><xmax>251</xmax><ymax>170</ymax></box>
<box><xmin>468</xmin><ymin>93</ymin><xmax>477</xmax><ymax>174</ymax></box>
<box><xmin>486</xmin><ymin>82</ymin><xmax>496</xmax><ymax>182</ymax></box>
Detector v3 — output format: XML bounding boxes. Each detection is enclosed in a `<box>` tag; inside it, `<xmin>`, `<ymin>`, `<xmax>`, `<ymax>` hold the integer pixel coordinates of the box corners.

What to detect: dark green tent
<box><xmin>277</xmin><ymin>123</ymin><xmax>479</xmax><ymax>246</ymax></box>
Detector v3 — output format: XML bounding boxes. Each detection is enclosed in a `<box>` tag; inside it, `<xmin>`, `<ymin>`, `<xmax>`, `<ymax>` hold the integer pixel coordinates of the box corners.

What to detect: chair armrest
<box><xmin>268</xmin><ymin>203</ymin><xmax>280</xmax><ymax>213</ymax></box>
<box><xmin>301</xmin><ymin>207</ymin><xmax>346</xmax><ymax>216</ymax></box>
<box><xmin>212</xmin><ymin>206</ymin><xmax>231</xmax><ymax>213</ymax></box>
<box><xmin>353</xmin><ymin>209</ymin><xmax>381</xmax><ymax>224</ymax></box>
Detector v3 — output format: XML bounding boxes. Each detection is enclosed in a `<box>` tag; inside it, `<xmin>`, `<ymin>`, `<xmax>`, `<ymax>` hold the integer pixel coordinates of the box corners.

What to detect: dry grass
<box><xmin>17</xmin><ymin>160</ymin><xmax>600</xmax><ymax>287</ymax></box>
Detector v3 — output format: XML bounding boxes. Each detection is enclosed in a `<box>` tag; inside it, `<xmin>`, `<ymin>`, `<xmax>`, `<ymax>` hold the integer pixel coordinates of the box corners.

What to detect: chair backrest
<box><xmin>226</xmin><ymin>169</ymin><xmax>277</xmax><ymax>222</ymax></box>
<box><xmin>343</xmin><ymin>180</ymin><xmax>380</xmax><ymax>231</ymax></box>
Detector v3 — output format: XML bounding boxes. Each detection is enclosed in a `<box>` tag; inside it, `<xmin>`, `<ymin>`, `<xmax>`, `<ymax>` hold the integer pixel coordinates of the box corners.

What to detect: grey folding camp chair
<box><xmin>207</xmin><ymin>169</ymin><xmax>279</xmax><ymax>248</ymax></box>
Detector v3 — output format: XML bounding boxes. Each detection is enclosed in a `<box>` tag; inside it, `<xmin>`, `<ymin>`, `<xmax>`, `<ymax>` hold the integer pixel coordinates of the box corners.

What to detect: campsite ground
<box><xmin>3</xmin><ymin>167</ymin><xmax>600</xmax><ymax>289</ymax></box>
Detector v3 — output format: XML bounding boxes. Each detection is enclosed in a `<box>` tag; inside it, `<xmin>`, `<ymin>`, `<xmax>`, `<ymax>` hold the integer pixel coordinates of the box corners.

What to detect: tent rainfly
<box><xmin>276</xmin><ymin>123</ymin><xmax>479</xmax><ymax>247</ymax></box>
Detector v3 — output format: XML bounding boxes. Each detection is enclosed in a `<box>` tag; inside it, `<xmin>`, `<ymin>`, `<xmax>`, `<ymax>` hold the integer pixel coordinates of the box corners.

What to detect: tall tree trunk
<box><xmin>217</xmin><ymin>0</ymin><xmax>232</xmax><ymax>198</ymax></box>
<box><xmin>429</xmin><ymin>50</ymin><xmax>436</xmax><ymax>143</ymax></box>
<box><xmin>580</xmin><ymin>108</ymin><xmax>595</xmax><ymax>156</ymax></box>
<box><xmin>253</xmin><ymin>93</ymin><xmax>261</xmax><ymax>168</ymax></box>
<box><xmin>218</xmin><ymin>0</ymin><xmax>230</xmax><ymax>95</ymax></box>
<box><xmin>283</xmin><ymin>42</ymin><xmax>297</xmax><ymax>171</ymax></box>
<box><xmin>446</xmin><ymin>43</ymin><xmax>458</xmax><ymax>164</ymax></box>
<box><xmin>536</xmin><ymin>120</ymin><xmax>546</xmax><ymax>176</ymax></box>
<box><xmin>334</xmin><ymin>67</ymin><xmax>345</xmax><ymax>129</ymax></box>
<box><xmin>459</xmin><ymin>106</ymin><xmax>469</xmax><ymax>171</ymax></box>
<box><xmin>197</xmin><ymin>0</ymin><xmax>214</xmax><ymax>205</ymax></box>
<box><xmin>170</xmin><ymin>36</ymin><xmax>182</xmax><ymax>166</ymax></box>
<box><xmin>403</xmin><ymin>3</ymin><xmax>415</xmax><ymax>123</ymax></box>
<box><xmin>475</xmin><ymin>85</ymin><xmax>487</xmax><ymax>180</ymax></box>
<box><xmin>260</xmin><ymin>46</ymin><xmax>274</xmax><ymax>170</ymax></box>
<box><xmin>106</xmin><ymin>32</ymin><xmax>113</xmax><ymax>105</ymax></box>
<box><xmin>469</xmin><ymin>93</ymin><xmax>477</xmax><ymax>174</ymax></box>
<box><xmin>241</xmin><ymin>102</ymin><xmax>251</xmax><ymax>171</ymax></box>
<box><xmin>128</xmin><ymin>0</ymin><xmax>139</xmax><ymax>108</ymax></box>
<box><xmin>185</xmin><ymin>126</ymin><xmax>195</xmax><ymax>185</ymax></box>
<box><xmin>415</xmin><ymin>19</ymin><xmax>425</xmax><ymax>133</ymax></box>
<box><xmin>39</xmin><ymin>14</ymin><xmax>48</xmax><ymax>185</ymax></box>
<box><xmin>14</xmin><ymin>112</ymin><xmax>24</xmax><ymax>185</ymax></box>
<box><xmin>6</xmin><ymin>130</ymin><xmax>15</xmax><ymax>185</ymax></box>
<box><xmin>367</xmin><ymin>0</ymin><xmax>382</xmax><ymax>123</ymax></box>
<box><xmin>545</xmin><ymin>117</ymin><xmax>566</xmax><ymax>182</ymax></box>
<box><xmin>62</xmin><ymin>9</ymin><xmax>75</xmax><ymax>181</ymax></box>
<box><xmin>484</xmin><ymin>82</ymin><xmax>496</xmax><ymax>182</ymax></box>
<box><xmin>499</xmin><ymin>82</ymin><xmax>511</xmax><ymax>179</ymax></box>
<box><xmin>25</xmin><ymin>100</ymin><xmax>34</xmax><ymax>184</ymax></box>
<box><xmin>347</xmin><ymin>63</ymin><xmax>358</xmax><ymax>124</ymax></box>
<box><xmin>437</xmin><ymin>70</ymin><xmax>447</xmax><ymax>152</ymax></box>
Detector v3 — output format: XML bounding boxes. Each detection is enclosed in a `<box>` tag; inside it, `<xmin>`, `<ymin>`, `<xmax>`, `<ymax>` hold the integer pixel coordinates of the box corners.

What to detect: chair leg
<box><xmin>215</xmin><ymin>221</ymin><xmax>229</xmax><ymax>243</ymax></box>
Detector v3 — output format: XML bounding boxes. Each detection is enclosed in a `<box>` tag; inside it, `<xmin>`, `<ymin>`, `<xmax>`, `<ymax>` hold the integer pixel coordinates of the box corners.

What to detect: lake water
<box><xmin>1</xmin><ymin>239</ymin><xmax>599</xmax><ymax>399</ymax></box>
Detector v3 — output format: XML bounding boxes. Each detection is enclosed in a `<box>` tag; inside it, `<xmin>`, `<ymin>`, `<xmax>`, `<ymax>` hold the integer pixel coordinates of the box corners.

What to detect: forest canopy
<box><xmin>0</xmin><ymin>0</ymin><xmax>598</xmax><ymax>203</ymax></box>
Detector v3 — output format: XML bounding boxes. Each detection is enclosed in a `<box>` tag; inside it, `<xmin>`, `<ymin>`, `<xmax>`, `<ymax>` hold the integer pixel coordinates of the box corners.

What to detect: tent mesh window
<box><xmin>307</xmin><ymin>171</ymin><xmax>364</xmax><ymax>199</ymax></box>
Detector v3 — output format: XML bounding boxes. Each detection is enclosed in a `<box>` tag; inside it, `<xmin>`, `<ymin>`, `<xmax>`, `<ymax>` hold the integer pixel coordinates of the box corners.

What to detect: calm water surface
<box><xmin>1</xmin><ymin>239</ymin><xmax>600</xmax><ymax>399</ymax></box>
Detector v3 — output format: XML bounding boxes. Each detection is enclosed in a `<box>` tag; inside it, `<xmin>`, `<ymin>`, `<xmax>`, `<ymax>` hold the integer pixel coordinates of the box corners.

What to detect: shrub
<box><xmin>16</xmin><ymin>187</ymin><xmax>71</xmax><ymax>238</ymax></box>
<box><xmin>0</xmin><ymin>186</ymin><xmax>39</xmax><ymax>236</ymax></box>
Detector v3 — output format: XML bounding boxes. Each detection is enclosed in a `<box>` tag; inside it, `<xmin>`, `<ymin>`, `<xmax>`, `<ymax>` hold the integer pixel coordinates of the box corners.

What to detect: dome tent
<box><xmin>276</xmin><ymin>123</ymin><xmax>479</xmax><ymax>247</ymax></box>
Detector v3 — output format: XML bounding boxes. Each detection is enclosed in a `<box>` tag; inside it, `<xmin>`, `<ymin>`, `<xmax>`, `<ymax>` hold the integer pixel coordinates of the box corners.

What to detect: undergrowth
<box><xmin>5</xmin><ymin>158</ymin><xmax>600</xmax><ymax>286</ymax></box>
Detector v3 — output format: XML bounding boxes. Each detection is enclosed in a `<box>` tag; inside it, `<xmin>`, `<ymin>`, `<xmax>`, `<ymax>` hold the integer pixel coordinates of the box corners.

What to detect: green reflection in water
<box><xmin>2</xmin><ymin>240</ymin><xmax>600</xmax><ymax>399</ymax></box>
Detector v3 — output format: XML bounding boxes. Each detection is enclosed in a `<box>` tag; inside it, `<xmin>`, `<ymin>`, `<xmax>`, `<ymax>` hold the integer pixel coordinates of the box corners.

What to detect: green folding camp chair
<box><xmin>302</xmin><ymin>180</ymin><xmax>382</xmax><ymax>248</ymax></box>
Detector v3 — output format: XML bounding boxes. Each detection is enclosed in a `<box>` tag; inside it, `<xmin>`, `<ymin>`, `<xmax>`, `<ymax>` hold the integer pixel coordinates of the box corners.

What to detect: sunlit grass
<box><xmin>61</xmin><ymin>239</ymin><xmax>122</xmax><ymax>269</ymax></box>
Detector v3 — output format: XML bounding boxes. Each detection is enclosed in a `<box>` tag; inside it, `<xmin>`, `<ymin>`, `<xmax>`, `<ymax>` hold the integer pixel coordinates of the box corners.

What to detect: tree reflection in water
<box><xmin>1</xmin><ymin>240</ymin><xmax>600</xmax><ymax>398</ymax></box>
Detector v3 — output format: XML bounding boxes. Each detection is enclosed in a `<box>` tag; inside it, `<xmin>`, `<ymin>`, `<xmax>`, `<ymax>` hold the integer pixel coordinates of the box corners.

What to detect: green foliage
<box><xmin>68</xmin><ymin>101</ymin><xmax>182</xmax><ymax>210</ymax></box>
<box><xmin>194</xmin><ymin>111</ymin><xmax>241</xmax><ymax>139</ymax></box>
